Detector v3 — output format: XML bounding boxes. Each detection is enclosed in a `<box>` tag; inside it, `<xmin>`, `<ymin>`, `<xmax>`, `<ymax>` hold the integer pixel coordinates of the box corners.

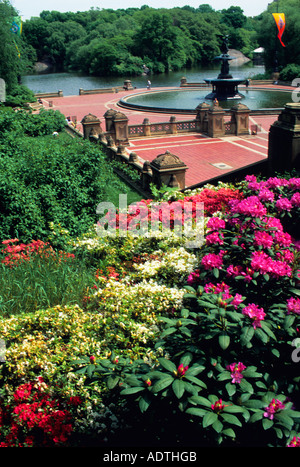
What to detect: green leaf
<box><xmin>262</xmin><ymin>418</ymin><xmax>273</xmax><ymax>430</ymax></box>
<box><xmin>223</xmin><ymin>405</ymin><xmax>246</xmax><ymax>414</ymax></box>
<box><xmin>139</xmin><ymin>392</ymin><xmax>152</xmax><ymax>413</ymax></box>
<box><xmin>225</xmin><ymin>382</ymin><xmax>236</xmax><ymax>397</ymax></box>
<box><xmin>152</xmin><ymin>375</ymin><xmax>174</xmax><ymax>393</ymax></box>
<box><xmin>219</xmin><ymin>332</ymin><xmax>230</xmax><ymax>350</ymax></box>
<box><xmin>239</xmin><ymin>379</ymin><xmax>254</xmax><ymax>394</ymax></box>
<box><xmin>120</xmin><ymin>386</ymin><xmax>145</xmax><ymax>395</ymax></box>
<box><xmin>241</xmin><ymin>325</ymin><xmax>254</xmax><ymax>344</ymax></box>
<box><xmin>260</xmin><ymin>321</ymin><xmax>276</xmax><ymax>340</ymax></box>
<box><xmin>186</xmin><ymin>407</ymin><xmax>207</xmax><ymax>417</ymax></box>
<box><xmin>158</xmin><ymin>358</ymin><xmax>177</xmax><ymax>373</ymax></box>
<box><xmin>189</xmin><ymin>395</ymin><xmax>212</xmax><ymax>408</ymax></box>
<box><xmin>218</xmin><ymin>371</ymin><xmax>232</xmax><ymax>381</ymax></box>
<box><xmin>203</xmin><ymin>412</ymin><xmax>218</xmax><ymax>427</ymax></box>
<box><xmin>180</xmin><ymin>352</ymin><xmax>193</xmax><ymax>367</ymax></box>
<box><xmin>160</xmin><ymin>327</ymin><xmax>176</xmax><ymax>338</ymax></box>
<box><xmin>222</xmin><ymin>428</ymin><xmax>236</xmax><ymax>439</ymax></box>
<box><xmin>243</xmin><ymin>399</ymin><xmax>265</xmax><ymax>409</ymax></box>
<box><xmin>185</xmin><ymin>364</ymin><xmax>205</xmax><ymax>376</ymax></box>
<box><xmin>172</xmin><ymin>379</ymin><xmax>185</xmax><ymax>399</ymax></box>
<box><xmin>220</xmin><ymin>413</ymin><xmax>242</xmax><ymax>426</ymax></box>
<box><xmin>107</xmin><ymin>376</ymin><xmax>120</xmax><ymax>389</ymax></box>
<box><xmin>185</xmin><ymin>375</ymin><xmax>207</xmax><ymax>388</ymax></box>
<box><xmin>249</xmin><ymin>411</ymin><xmax>264</xmax><ymax>423</ymax></box>
<box><xmin>212</xmin><ymin>418</ymin><xmax>223</xmax><ymax>433</ymax></box>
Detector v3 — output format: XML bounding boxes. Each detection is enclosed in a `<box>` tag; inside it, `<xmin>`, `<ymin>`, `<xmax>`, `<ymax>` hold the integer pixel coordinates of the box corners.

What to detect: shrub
<box><xmin>280</xmin><ymin>64</ymin><xmax>300</xmax><ymax>82</ymax></box>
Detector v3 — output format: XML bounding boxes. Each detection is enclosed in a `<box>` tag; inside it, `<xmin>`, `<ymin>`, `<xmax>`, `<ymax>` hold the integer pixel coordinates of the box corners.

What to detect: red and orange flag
<box><xmin>272</xmin><ymin>13</ymin><xmax>286</xmax><ymax>47</ymax></box>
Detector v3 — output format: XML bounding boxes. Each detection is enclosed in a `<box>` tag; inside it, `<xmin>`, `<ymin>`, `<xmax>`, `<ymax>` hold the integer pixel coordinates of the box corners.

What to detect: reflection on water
<box><xmin>123</xmin><ymin>88</ymin><xmax>292</xmax><ymax>111</ymax></box>
<box><xmin>22</xmin><ymin>65</ymin><xmax>265</xmax><ymax>96</ymax></box>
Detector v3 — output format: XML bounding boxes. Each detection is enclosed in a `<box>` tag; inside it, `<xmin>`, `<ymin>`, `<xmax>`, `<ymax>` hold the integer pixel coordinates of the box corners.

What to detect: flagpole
<box><xmin>272</xmin><ymin>0</ymin><xmax>279</xmax><ymax>82</ymax></box>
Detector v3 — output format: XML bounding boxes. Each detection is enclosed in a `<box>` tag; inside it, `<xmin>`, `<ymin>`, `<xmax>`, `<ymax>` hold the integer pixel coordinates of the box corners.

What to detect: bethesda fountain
<box><xmin>204</xmin><ymin>35</ymin><xmax>245</xmax><ymax>101</ymax></box>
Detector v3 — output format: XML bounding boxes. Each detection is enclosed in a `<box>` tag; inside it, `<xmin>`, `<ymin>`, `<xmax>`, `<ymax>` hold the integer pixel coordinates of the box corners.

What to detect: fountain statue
<box><xmin>205</xmin><ymin>35</ymin><xmax>244</xmax><ymax>101</ymax></box>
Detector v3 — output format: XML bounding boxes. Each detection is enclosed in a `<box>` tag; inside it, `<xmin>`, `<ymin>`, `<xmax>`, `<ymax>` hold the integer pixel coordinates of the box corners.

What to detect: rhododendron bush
<box><xmin>1</xmin><ymin>175</ymin><xmax>300</xmax><ymax>447</ymax></box>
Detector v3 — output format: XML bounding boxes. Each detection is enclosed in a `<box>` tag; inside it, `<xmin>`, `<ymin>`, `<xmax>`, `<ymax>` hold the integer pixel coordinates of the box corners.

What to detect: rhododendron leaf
<box><xmin>158</xmin><ymin>358</ymin><xmax>177</xmax><ymax>372</ymax></box>
<box><xmin>219</xmin><ymin>332</ymin><xmax>230</xmax><ymax>350</ymax></box>
<box><xmin>255</xmin><ymin>328</ymin><xmax>269</xmax><ymax>344</ymax></box>
<box><xmin>120</xmin><ymin>387</ymin><xmax>145</xmax><ymax>395</ymax></box>
<box><xmin>284</xmin><ymin>315</ymin><xmax>295</xmax><ymax>329</ymax></box>
<box><xmin>289</xmin><ymin>287</ymin><xmax>300</xmax><ymax>297</ymax></box>
<box><xmin>222</xmin><ymin>428</ymin><xmax>236</xmax><ymax>439</ymax></box>
<box><xmin>203</xmin><ymin>412</ymin><xmax>218</xmax><ymax>427</ymax></box>
<box><xmin>243</xmin><ymin>399</ymin><xmax>265</xmax><ymax>409</ymax></box>
<box><xmin>189</xmin><ymin>395</ymin><xmax>212</xmax><ymax>408</ymax></box>
<box><xmin>185</xmin><ymin>375</ymin><xmax>207</xmax><ymax>388</ymax></box>
<box><xmin>212</xmin><ymin>418</ymin><xmax>223</xmax><ymax>433</ymax></box>
<box><xmin>249</xmin><ymin>412</ymin><xmax>264</xmax><ymax>423</ymax></box>
<box><xmin>226</xmin><ymin>382</ymin><xmax>236</xmax><ymax>397</ymax></box>
<box><xmin>220</xmin><ymin>413</ymin><xmax>242</xmax><ymax>427</ymax></box>
<box><xmin>274</xmin><ymin>412</ymin><xmax>294</xmax><ymax>429</ymax></box>
<box><xmin>172</xmin><ymin>379</ymin><xmax>185</xmax><ymax>399</ymax></box>
<box><xmin>262</xmin><ymin>418</ymin><xmax>273</xmax><ymax>430</ymax></box>
<box><xmin>186</xmin><ymin>407</ymin><xmax>207</xmax><ymax>417</ymax></box>
<box><xmin>218</xmin><ymin>371</ymin><xmax>231</xmax><ymax>381</ymax></box>
<box><xmin>260</xmin><ymin>322</ymin><xmax>276</xmax><ymax>340</ymax></box>
<box><xmin>152</xmin><ymin>375</ymin><xmax>174</xmax><ymax>393</ymax></box>
<box><xmin>239</xmin><ymin>379</ymin><xmax>254</xmax><ymax>394</ymax></box>
<box><xmin>241</xmin><ymin>325</ymin><xmax>254</xmax><ymax>344</ymax></box>
<box><xmin>139</xmin><ymin>392</ymin><xmax>152</xmax><ymax>413</ymax></box>
<box><xmin>160</xmin><ymin>327</ymin><xmax>176</xmax><ymax>338</ymax></box>
<box><xmin>180</xmin><ymin>352</ymin><xmax>193</xmax><ymax>367</ymax></box>
<box><xmin>185</xmin><ymin>364</ymin><xmax>205</xmax><ymax>376</ymax></box>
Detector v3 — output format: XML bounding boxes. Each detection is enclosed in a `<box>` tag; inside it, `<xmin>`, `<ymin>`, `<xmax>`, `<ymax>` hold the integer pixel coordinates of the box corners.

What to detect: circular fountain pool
<box><xmin>119</xmin><ymin>88</ymin><xmax>292</xmax><ymax>113</ymax></box>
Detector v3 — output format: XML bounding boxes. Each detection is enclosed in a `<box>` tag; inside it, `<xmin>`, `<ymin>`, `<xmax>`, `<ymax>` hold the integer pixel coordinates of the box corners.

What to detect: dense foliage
<box><xmin>0</xmin><ymin>173</ymin><xmax>299</xmax><ymax>447</ymax></box>
<box><xmin>20</xmin><ymin>5</ymin><xmax>259</xmax><ymax>76</ymax></box>
<box><xmin>0</xmin><ymin>108</ymin><xmax>140</xmax><ymax>245</ymax></box>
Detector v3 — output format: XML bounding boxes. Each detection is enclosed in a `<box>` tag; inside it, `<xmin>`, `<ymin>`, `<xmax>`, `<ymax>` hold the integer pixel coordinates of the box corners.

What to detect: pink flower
<box><xmin>288</xmin><ymin>178</ymin><xmax>300</xmax><ymax>190</ymax></box>
<box><xmin>211</xmin><ymin>399</ymin><xmax>225</xmax><ymax>413</ymax></box>
<box><xmin>287</xmin><ymin>297</ymin><xmax>300</xmax><ymax>315</ymax></box>
<box><xmin>206</xmin><ymin>231</ymin><xmax>224</xmax><ymax>245</ymax></box>
<box><xmin>290</xmin><ymin>192</ymin><xmax>300</xmax><ymax>207</ymax></box>
<box><xmin>201</xmin><ymin>252</ymin><xmax>224</xmax><ymax>270</ymax></box>
<box><xmin>226</xmin><ymin>264</ymin><xmax>243</xmax><ymax>277</ymax></box>
<box><xmin>229</xmin><ymin>196</ymin><xmax>267</xmax><ymax>218</ymax></box>
<box><xmin>275</xmin><ymin>197</ymin><xmax>293</xmax><ymax>212</ymax></box>
<box><xmin>254</xmin><ymin>231</ymin><xmax>273</xmax><ymax>249</ymax></box>
<box><xmin>231</xmin><ymin>293</ymin><xmax>244</xmax><ymax>309</ymax></box>
<box><xmin>287</xmin><ymin>436</ymin><xmax>300</xmax><ymax>447</ymax></box>
<box><xmin>258</xmin><ymin>188</ymin><xmax>275</xmax><ymax>203</ymax></box>
<box><xmin>187</xmin><ymin>270</ymin><xmax>201</xmax><ymax>285</ymax></box>
<box><xmin>263</xmin><ymin>398</ymin><xmax>285</xmax><ymax>420</ymax></box>
<box><xmin>242</xmin><ymin>303</ymin><xmax>266</xmax><ymax>329</ymax></box>
<box><xmin>207</xmin><ymin>217</ymin><xmax>226</xmax><ymax>231</ymax></box>
<box><xmin>226</xmin><ymin>362</ymin><xmax>247</xmax><ymax>384</ymax></box>
<box><xmin>176</xmin><ymin>364</ymin><xmax>189</xmax><ymax>377</ymax></box>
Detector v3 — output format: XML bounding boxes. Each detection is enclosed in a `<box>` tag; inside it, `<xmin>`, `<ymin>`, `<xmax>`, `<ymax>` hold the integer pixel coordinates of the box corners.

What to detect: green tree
<box><xmin>0</xmin><ymin>0</ymin><xmax>22</xmax><ymax>91</ymax></box>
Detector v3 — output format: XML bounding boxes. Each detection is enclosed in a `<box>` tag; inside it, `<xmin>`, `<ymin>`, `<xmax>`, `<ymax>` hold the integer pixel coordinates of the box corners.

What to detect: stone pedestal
<box><xmin>268</xmin><ymin>103</ymin><xmax>300</xmax><ymax>174</ymax></box>
<box><xmin>231</xmin><ymin>103</ymin><xmax>250</xmax><ymax>136</ymax></box>
<box><xmin>81</xmin><ymin>114</ymin><xmax>103</xmax><ymax>139</ymax></box>
<box><xmin>207</xmin><ymin>104</ymin><xmax>226</xmax><ymax>137</ymax></box>
<box><xmin>150</xmin><ymin>150</ymin><xmax>188</xmax><ymax>190</ymax></box>
<box><xmin>195</xmin><ymin>102</ymin><xmax>210</xmax><ymax>133</ymax></box>
<box><xmin>113</xmin><ymin>111</ymin><xmax>129</xmax><ymax>146</ymax></box>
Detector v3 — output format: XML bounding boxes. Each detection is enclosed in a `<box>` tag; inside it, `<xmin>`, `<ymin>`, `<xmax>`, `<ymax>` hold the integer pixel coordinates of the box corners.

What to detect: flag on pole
<box><xmin>272</xmin><ymin>13</ymin><xmax>286</xmax><ymax>47</ymax></box>
<box><xmin>10</xmin><ymin>16</ymin><xmax>22</xmax><ymax>36</ymax></box>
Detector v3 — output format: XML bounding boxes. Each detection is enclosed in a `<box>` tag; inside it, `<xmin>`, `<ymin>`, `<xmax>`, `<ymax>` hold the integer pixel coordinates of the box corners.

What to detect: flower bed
<box><xmin>0</xmin><ymin>175</ymin><xmax>300</xmax><ymax>447</ymax></box>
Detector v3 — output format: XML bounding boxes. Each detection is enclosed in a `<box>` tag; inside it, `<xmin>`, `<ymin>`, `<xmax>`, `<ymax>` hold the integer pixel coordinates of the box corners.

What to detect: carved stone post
<box><xmin>170</xmin><ymin>116</ymin><xmax>177</xmax><ymax>135</ymax></box>
<box><xmin>143</xmin><ymin>118</ymin><xmax>151</xmax><ymax>136</ymax></box>
<box><xmin>104</xmin><ymin>109</ymin><xmax>117</xmax><ymax>133</ymax></box>
<box><xmin>195</xmin><ymin>102</ymin><xmax>210</xmax><ymax>133</ymax></box>
<box><xmin>142</xmin><ymin>161</ymin><xmax>152</xmax><ymax>191</ymax></box>
<box><xmin>231</xmin><ymin>103</ymin><xmax>250</xmax><ymax>136</ymax></box>
<box><xmin>268</xmin><ymin>103</ymin><xmax>300</xmax><ymax>174</ymax></box>
<box><xmin>113</xmin><ymin>111</ymin><xmax>129</xmax><ymax>146</ymax></box>
<box><xmin>81</xmin><ymin>113</ymin><xmax>103</xmax><ymax>139</ymax></box>
<box><xmin>150</xmin><ymin>150</ymin><xmax>188</xmax><ymax>190</ymax></box>
<box><xmin>207</xmin><ymin>104</ymin><xmax>226</xmax><ymax>137</ymax></box>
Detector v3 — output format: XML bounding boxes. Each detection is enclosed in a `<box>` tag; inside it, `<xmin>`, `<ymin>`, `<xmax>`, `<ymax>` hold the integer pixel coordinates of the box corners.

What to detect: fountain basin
<box><xmin>119</xmin><ymin>88</ymin><xmax>292</xmax><ymax>114</ymax></box>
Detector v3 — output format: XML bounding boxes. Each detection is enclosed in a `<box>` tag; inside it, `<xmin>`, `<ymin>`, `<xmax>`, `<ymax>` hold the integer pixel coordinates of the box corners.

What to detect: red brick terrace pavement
<box><xmin>42</xmin><ymin>85</ymin><xmax>294</xmax><ymax>188</ymax></box>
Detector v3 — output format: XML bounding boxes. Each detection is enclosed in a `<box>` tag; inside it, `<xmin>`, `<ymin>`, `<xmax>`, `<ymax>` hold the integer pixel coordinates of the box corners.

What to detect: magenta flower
<box><xmin>291</xmin><ymin>192</ymin><xmax>300</xmax><ymax>207</ymax></box>
<box><xmin>258</xmin><ymin>188</ymin><xmax>275</xmax><ymax>203</ymax></box>
<box><xmin>254</xmin><ymin>231</ymin><xmax>274</xmax><ymax>249</ymax></box>
<box><xmin>263</xmin><ymin>398</ymin><xmax>285</xmax><ymax>420</ymax></box>
<box><xmin>207</xmin><ymin>217</ymin><xmax>226</xmax><ymax>231</ymax></box>
<box><xmin>229</xmin><ymin>196</ymin><xmax>267</xmax><ymax>218</ymax></box>
<box><xmin>231</xmin><ymin>293</ymin><xmax>244</xmax><ymax>309</ymax></box>
<box><xmin>187</xmin><ymin>270</ymin><xmax>201</xmax><ymax>285</ymax></box>
<box><xmin>226</xmin><ymin>362</ymin><xmax>247</xmax><ymax>384</ymax></box>
<box><xmin>206</xmin><ymin>231</ymin><xmax>224</xmax><ymax>245</ymax></box>
<box><xmin>176</xmin><ymin>364</ymin><xmax>189</xmax><ymax>377</ymax></box>
<box><xmin>226</xmin><ymin>264</ymin><xmax>243</xmax><ymax>277</ymax></box>
<box><xmin>287</xmin><ymin>297</ymin><xmax>300</xmax><ymax>315</ymax></box>
<box><xmin>287</xmin><ymin>436</ymin><xmax>300</xmax><ymax>447</ymax></box>
<box><xmin>201</xmin><ymin>252</ymin><xmax>224</xmax><ymax>270</ymax></box>
<box><xmin>242</xmin><ymin>303</ymin><xmax>266</xmax><ymax>329</ymax></box>
<box><xmin>275</xmin><ymin>197</ymin><xmax>293</xmax><ymax>212</ymax></box>
<box><xmin>211</xmin><ymin>399</ymin><xmax>225</xmax><ymax>413</ymax></box>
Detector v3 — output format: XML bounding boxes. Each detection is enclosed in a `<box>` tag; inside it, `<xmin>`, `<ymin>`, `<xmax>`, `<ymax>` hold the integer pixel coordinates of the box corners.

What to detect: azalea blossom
<box><xmin>211</xmin><ymin>399</ymin><xmax>225</xmax><ymax>413</ymax></box>
<box><xmin>287</xmin><ymin>436</ymin><xmax>300</xmax><ymax>447</ymax></box>
<box><xmin>226</xmin><ymin>362</ymin><xmax>247</xmax><ymax>384</ymax></box>
<box><xmin>242</xmin><ymin>303</ymin><xmax>266</xmax><ymax>329</ymax></box>
<box><xmin>263</xmin><ymin>398</ymin><xmax>285</xmax><ymax>420</ymax></box>
<box><xmin>287</xmin><ymin>297</ymin><xmax>300</xmax><ymax>315</ymax></box>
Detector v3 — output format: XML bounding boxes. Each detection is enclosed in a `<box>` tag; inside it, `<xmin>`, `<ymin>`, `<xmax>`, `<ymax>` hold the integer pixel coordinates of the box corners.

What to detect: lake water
<box><xmin>22</xmin><ymin>64</ymin><xmax>265</xmax><ymax>96</ymax></box>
